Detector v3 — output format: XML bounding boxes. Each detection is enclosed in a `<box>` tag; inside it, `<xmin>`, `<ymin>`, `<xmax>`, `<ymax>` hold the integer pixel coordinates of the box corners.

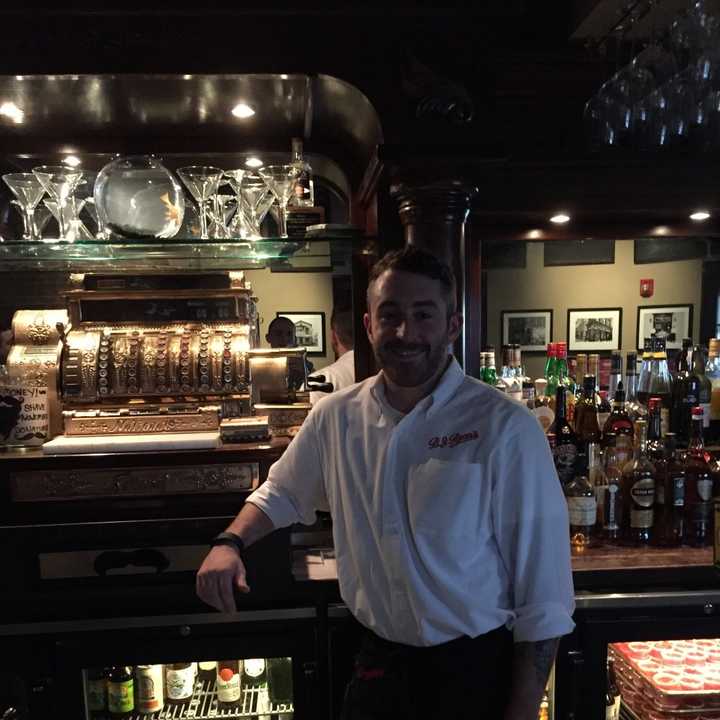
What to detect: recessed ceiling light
<box><xmin>63</xmin><ymin>155</ymin><xmax>82</xmax><ymax>168</ymax></box>
<box><xmin>550</xmin><ymin>213</ymin><xmax>571</xmax><ymax>224</ymax></box>
<box><xmin>280</xmin><ymin>74</ymin><xmax>289</xmax><ymax>80</ymax></box>
<box><xmin>231</xmin><ymin>103</ymin><xmax>255</xmax><ymax>119</ymax></box>
<box><xmin>690</xmin><ymin>210</ymin><xmax>711</xmax><ymax>221</ymax></box>
<box><xmin>182</xmin><ymin>74</ymin><xmax>193</xmax><ymax>80</ymax></box>
<box><xmin>245</xmin><ymin>157</ymin><xmax>263</xmax><ymax>168</ymax></box>
<box><xmin>526</xmin><ymin>229</ymin><xmax>543</xmax><ymax>240</ymax></box>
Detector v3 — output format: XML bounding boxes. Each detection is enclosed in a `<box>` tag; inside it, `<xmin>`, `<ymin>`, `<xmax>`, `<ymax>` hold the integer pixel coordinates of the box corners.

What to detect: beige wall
<box><xmin>486</xmin><ymin>240</ymin><xmax>703</xmax><ymax>381</ymax></box>
<box><xmin>245</xmin><ymin>268</ymin><xmax>335</xmax><ymax>369</ymax></box>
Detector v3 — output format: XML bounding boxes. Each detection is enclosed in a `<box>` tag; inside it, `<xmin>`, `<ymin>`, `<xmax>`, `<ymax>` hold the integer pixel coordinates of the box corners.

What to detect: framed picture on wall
<box><xmin>276</xmin><ymin>311</ymin><xmax>326</xmax><ymax>356</ymax></box>
<box><xmin>567</xmin><ymin>308</ymin><xmax>622</xmax><ymax>352</ymax></box>
<box><xmin>500</xmin><ymin>309</ymin><xmax>553</xmax><ymax>352</ymax></box>
<box><xmin>636</xmin><ymin>304</ymin><xmax>693</xmax><ymax>352</ymax></box>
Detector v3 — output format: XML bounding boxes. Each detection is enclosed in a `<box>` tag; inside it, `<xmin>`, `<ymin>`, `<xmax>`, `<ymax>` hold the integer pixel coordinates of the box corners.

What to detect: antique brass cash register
<box><xmin>8</xmin><ymin>271</ymin><xmax>312</xmax><ymax>451</ymax></box>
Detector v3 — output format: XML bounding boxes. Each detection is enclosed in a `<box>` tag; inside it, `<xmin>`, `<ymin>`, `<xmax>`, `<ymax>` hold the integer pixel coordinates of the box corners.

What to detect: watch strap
<box><xmin>210</xmin><ymin>531</ymin><xmax>245</xmax><ymax>555</ymax></box>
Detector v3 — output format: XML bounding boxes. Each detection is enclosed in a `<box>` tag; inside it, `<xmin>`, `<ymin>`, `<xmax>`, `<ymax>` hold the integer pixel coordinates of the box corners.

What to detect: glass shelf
<box><xmin>0</xmin><ymin>236</ymin><xmax>356</xmax><ymax>272</ymax></box>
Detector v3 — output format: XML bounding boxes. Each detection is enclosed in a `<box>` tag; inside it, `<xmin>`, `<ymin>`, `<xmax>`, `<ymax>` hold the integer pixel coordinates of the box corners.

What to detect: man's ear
<box><xmin>448</xmin><ymin>313</ymin><xmax>463</xmax><ymax>344</ymax></box>
<box><xmin>363</xmin><ymin>312</ymin><xmax>372</xmax><ymax>340</ymax></box>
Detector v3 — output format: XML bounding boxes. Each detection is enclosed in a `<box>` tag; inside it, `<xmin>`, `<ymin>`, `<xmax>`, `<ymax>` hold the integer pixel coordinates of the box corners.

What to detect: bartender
<box><xmin>309</xmin><ymin>306</ymin><xmax>355</xmax><ymax>404</ymax></box>
<box><xmin>197</xmin><ymin>246</ymin><xmax>575</xmax><ymax>720</ymax></box>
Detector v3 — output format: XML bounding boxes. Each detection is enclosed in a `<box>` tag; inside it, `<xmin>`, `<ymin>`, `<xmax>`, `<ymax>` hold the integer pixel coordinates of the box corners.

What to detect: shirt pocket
<box><xmin>407</xmin><ymin>458</ymin><xmax>482</xmax><ymax>537</ymax></box>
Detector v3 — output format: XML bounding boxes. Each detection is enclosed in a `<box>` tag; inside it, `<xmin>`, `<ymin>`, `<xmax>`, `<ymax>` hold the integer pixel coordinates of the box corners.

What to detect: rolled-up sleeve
<box><xmin>491</xmin><ymin>411</ymin><xmax>575</xmax><ymax>643</ymax></box>
<box><xmin>247</xmin><ymin>411</ymin><xmax>329</xmax><ymax>528</ymax></box>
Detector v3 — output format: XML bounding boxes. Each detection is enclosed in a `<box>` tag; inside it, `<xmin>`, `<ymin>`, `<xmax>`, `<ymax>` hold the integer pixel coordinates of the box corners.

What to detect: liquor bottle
<box><xmin>556</xmin><ymin>342</ymin><xmax>570</xmax><ymax>386</ymax></box>
<box><xmin>500</xmin><ymin>344</ymin><xmax>522</xmax><ymax>402</ymax></box>
<box><xmin>484</xmin><ymin>348</ymin><xmax>497</xmax><ymax>387</ymax></box>
<box><xmin>671</xmin><ymin>337</ymin><xmax>695</xmax><ymax>440</ymax></box>
<box><xmin>288</xmin><ymin>137</ymin><xmax>314</xmax><ymax>207</ymax></box>
<box><xmin>479</xmin><ymin>351</ymin><xmax>488</xmax><ymax>383</ymax></box>
<box><xmin>533</xmin><ymin>378</ymin><xmax>555</xmax><ymax>432</ymax></box>
<box><xmin>575</xmin><ymin>354</ymin><xmax>588</xmax><ymax>392</ymax></box>
<box><xmin>217</xmin><ymin>660</ymin><xmax>242</xmax><ymax>707</ymax></box>
<box><xmin>608</xmin><ymin>351</ymin><xmax>623</xmax><ymax>400</ymax></box>
<box><xmin>135</xmin><ymin>665</ymin><xmax>164</xmax><ymax>715</ymax></box>
<box><xmin>564</xmin><ymin>451</ymin><xmax>598</xmax><ymax>550</ymax></box>
<box><xmin>707</xmin><ymin>338</ymin><xmax>720</xmax><ymax>440</ymax></box>
<box><xmin>685</xmin><ymin>406</ymin><xmax>715</xmax><ymax>547</ymax></box>
<box><xmin>602</xmin><ymin>383</ymin><xmax>634</xmax><ymax>464</ymax></box>
<box><xmin>597</xmin><ymin>390</ymin><xmax>612</xmax><ymax>429</ymax></box>
<box><xmin>574</xmin><ymin>375</ymin><xmax>601</xmax><ymax>451</ymax></box>
<box><xmin>588</xmin><ymin>354</ymin><xmax>601</xmax><ymax>395</ymax></box>
<box><xmin>198</xmin><ymin>661</ymin><xmax>217</xmax><ymax>681</ymax></box>
<box><xmin>637</xmin><ymin>338</ymin><xmax>654</xmax><ymax>406</ymax></box>
<box><xmin>589</xmin><ymin>441</ymin><xmax>607</xmax><ymax>545</ymax></box>
<box><xmin>107</xmin><ymin>666</ymin><xmax>134</xmax><ymax>717</ymax></box>
<box><xmin>267</xmin><ymin>657</ymin><xmax>293</xmax><ymax>707</ymax></box>
<box><xmin>646</xmin><ymin>397</ymin><xmax>665</xmax><ymax>462</ymax></box>
<box><xmin>624</xmin><ymin>351</ymin><xmax>645</xmax><ymax>422</ymax></box>
<box><xmin>548</xmin><ymin>386</ymin><xmax>579</xmax><ymax>486</ymax></box>
<box><xmin>654</xmin><ymin>432</ymin><xmax>685</xmax><ymax>547</ymax></box>
<box><xmin>86</xmin><ymin>668</ymin><xmax>108</xmax><ymax>717</ymax></box>
<box><xmin>620</xmin><ymin>419</ymin><xmax>656</xmax><ymax>546</ymax></box>
<box><xmin>544</xmin><ymin>342</ymin><xmax>558</xmax><ymax>398</ymax></box>
<box><xmin>690</xmin><ymin>345</ymin><xmax>712</xmax><ymax>431</ymax></box>
<box><xmin>648</xmin><ymin>337</ymin><xmax>673</xmax><ymax>435</ymax></box>
<box><xmin>165</xmin><ymin>663</ymin><xmax>194</xmax><ymax>706</ymax></box>
<box><xmin>243</xmin><ymin>658</ymin><xmax>267</xmax><ymax>685</ymax></box>
<box><xmin>601</xmin><ymin>435</ymin><xmax>623</xmax><ymax>544</ymax></box>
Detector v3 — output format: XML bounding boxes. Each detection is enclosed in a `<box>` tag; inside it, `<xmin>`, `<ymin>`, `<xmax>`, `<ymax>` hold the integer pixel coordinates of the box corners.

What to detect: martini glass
<box><xmin>32</xmin><ymin>165</ymin><xmax>83</xmax><ymax>240</ymax></box>
<box><xmin>258</xmin><ymin>164</ymin><xmax>300</xmax><ymax>238</ymax></box>
<box><xmin>177</xmin><ymin>166</ymin><xmax>223</xmax><ymax>240</ymax></box>
<box><xmin>224</xmin><ymin>169</ymin><xmax>247</xmax><ymax>237</ymax></box>
<box><xmin>44</xmin><ymin>198</ymin><xmax>93</xmax><ymax>242</ymax></box>
<box><xmin>240</xmin><ymin>173</ymin><xmax>275</xmax><ymax>239</ymax></box>
<box><xmin>3</xmin><ymin>173</ymin><xmax>45</xmax><ymax>240</ymax></box>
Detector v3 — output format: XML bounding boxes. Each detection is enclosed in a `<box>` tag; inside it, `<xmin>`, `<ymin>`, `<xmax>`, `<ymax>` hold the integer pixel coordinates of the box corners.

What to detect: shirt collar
<box><xmin>368</xmin><ymin>355</ymin><xmax>465</xmax><ymax>422</ymax></box>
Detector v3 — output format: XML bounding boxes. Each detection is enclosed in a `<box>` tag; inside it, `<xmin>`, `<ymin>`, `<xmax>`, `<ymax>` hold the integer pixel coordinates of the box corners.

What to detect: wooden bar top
<box><xmin>571</xmin><ymin>545</ymin><xmax>713</xmax><ymax>572</ymax></box>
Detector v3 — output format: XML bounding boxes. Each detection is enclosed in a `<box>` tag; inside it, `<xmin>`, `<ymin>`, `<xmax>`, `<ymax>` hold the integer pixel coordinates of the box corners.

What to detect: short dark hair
<box><xmin>331</xmin><ymin>307</ymin><xmax>354</xmax><ymax>349</ymax></box>
<box><xmin>367</xmin><ymin>246</ymin><xmax>457</xmax><ymax>315</ymax></box>
<box><xmin>267</xmin><ymin>316</ymin><xmax>295</xmax><ymax>334</ymax></box>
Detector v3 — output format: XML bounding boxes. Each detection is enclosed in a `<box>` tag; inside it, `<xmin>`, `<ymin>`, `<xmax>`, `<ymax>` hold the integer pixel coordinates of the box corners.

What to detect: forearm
<box><xmin>503</xmin><ymin>637</ymin><xmax>559</xmax><ymax>720</ymax></box>
<box><xmin>225</xmin><ymin>501</ymin><xmax>276</xmax><ymax>547</ymax></box>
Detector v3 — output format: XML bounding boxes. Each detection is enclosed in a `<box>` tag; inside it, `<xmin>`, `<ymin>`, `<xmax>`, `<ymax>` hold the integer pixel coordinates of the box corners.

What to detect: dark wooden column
<box><xmin>390</xmin><ymin>181</ymin><xmax>479</xmax><ymax>377</ymax></box>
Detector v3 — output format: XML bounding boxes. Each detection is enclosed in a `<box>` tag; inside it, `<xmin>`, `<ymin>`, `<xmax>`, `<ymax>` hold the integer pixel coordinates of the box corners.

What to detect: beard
<box><xmin>373</xmin><ymin>337</ymin><xmax>450</xmax><ymax>388</ymax></box>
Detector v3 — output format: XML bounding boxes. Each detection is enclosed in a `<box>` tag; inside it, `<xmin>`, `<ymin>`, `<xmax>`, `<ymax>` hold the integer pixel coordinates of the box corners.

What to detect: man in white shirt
<box><xmin>197</xmin><ymin>247</ymin><xmax>575</xmax><ymax>720</ymax></box>
<box><xmin>309</xmin><ymin>306</ymin><xmax>355</xmax><ymax>405</ymax></box>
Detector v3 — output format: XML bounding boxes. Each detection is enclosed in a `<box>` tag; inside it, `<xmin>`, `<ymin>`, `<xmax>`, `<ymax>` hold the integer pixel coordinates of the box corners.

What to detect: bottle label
<box><xmin>701</xmin><ymin>403</ymin><xmax>712</xmax><ymax>429</ymax></box>
<box><xmin>631</xmin><ymin>507</ymin><xmax>654</xmax><ymax>529</ymax></box>
<box><xmin>631</xmin><ymin>478</ymin><xmax>655</xmax><ymax>507</ymax></box>
<box><xmin>534</xmin><ymin>406</ymin><xmax>555</xmax><ymax>432</ymax></box>
<box><xmin>87</xmin><ymin>678</ymin><xmax>106</xmax><ymax>712</ymax></box>
<box><xmin>605</xmin><ymin>484</ymin><xmax>620</xmax><ymax>531</ymax></box>
<box><xmin>552</xmin><ymin>443</ymin><xmax>577</xmax><ymax>484</ymax></box>
<box><xmin>108</xmin><ymin>679</ymin><xmax>134</xmax><ymax>714</ymax></box>
<box><xmin>598</xmin><ymin>412</ymin><xmax>610</xmax><ymax>428</ymax></box>
<box><xmin>567</xmin><ymin>496</ymin><xmax>597</xmax><ymax>526</ymax></box>
<box><xmin>166</xmin><ymin>667</ymin><xmax>194</xmax><ymax>700</ymax></box>
<box><xmin>613</xmin><ymin>436</ymin><xmax>634</xmax><ymax>468</ymax></box>
<box><xmin>698</xmin><ymin>477</ymin><xmax>713</xmax><ymax>501</ymax></box>
<box><xmin>136</xmin><ymin>665</ymin><xmax>164</xmax><ymax>712</ymax></box>
<box><xmin>244</xmin><ymin>659</ymin><xmax>266</xmax><ymax>678</ymax></box>
<box><xmin>673</xmin><ymin>477</ymin><xmax>685</xmax><ymax>507</ymax></box>
<box><xmin>217</xmin><ymin>667</ymin><xmax>242</xmax><ymax>702</ymax></box>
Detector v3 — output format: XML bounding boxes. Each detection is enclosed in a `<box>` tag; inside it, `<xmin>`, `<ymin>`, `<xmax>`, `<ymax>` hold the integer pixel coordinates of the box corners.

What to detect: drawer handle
<box><xmin>93</xmin><ymin>548</ymin><xmax>170</xmax><ymax>576</ymax></box>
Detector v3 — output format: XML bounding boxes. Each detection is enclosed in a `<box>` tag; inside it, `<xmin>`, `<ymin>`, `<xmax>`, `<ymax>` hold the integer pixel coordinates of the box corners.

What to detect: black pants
<box><xmin>340</xmin><ymin>623</ymin><xmax>513</xmax><ymax>720</ymax></box>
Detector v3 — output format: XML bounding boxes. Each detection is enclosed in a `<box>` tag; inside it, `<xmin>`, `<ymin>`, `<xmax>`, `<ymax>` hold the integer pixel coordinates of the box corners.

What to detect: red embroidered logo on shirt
<box><xmin>428</xmin><ymin>430</ymin><xmax>478</xmax><ymax>449</ymax></box>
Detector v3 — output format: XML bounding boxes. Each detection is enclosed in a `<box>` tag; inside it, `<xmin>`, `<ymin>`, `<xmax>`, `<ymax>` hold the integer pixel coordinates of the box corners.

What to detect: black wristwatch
<box><xmin>210</xmin><ymin>531</ymin><xmax>245</xmax><ymax>556</ymax></box>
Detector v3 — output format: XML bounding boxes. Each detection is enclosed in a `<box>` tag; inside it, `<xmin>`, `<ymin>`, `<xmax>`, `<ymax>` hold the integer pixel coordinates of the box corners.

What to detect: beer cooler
<box><xmin>553</xmin><ymin>589</ymin><xmax>720</xmax><ymax>720</ymax></box>
<box><xmin>0</xmin><ymin>607</ymin><xmax>320</xmax><ymax>720</ymax></box>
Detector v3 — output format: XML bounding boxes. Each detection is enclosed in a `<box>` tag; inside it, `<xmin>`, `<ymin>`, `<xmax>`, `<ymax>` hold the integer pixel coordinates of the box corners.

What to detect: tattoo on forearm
<box><xmin>530</xmin><ymin>638</ymin><xmax>559</xmax><ymax>686</ymax></box>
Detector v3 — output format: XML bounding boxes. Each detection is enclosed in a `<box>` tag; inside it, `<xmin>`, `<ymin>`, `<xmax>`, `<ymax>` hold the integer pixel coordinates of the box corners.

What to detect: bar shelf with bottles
<box><xmin>480</xmin><ymin>337</ymin><xmax>720</xmax><ymax>569</ymax></box>
<box><xmin>86</xmin><ymin>658</ymin><xmax>293</xmax><ymax>720</ymax></box>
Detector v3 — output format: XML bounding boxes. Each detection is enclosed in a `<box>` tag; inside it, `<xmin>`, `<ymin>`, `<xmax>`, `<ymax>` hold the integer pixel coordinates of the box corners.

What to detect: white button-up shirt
<box><xmin>248</xmin><ymin>358</ymin><xmax>575</xmax><ymax>647</ymax></box>
<box><xmin>309</xmin><ymin>350</ymin><xmax>355</xmax><ymax>405</ymax></box>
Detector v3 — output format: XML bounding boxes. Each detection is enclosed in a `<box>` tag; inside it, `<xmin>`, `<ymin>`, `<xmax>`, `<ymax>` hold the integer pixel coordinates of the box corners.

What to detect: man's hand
<box><xmin>196</xmin><ymin>545</ymin><xmax>250</xmax><ymax>613</ymax></box>
<box><xmin>503</xmin><ymin>637</ymin><xmax>559</xmax><ymax>720</ymax></box>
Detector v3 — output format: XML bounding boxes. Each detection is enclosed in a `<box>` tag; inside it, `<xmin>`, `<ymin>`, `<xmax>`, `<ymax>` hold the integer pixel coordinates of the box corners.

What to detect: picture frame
<box><xmin>500</xmin><ymin>309</ymin><xmax>553</xmax><ymax>353</ymax></box>
<box><xmin>567</xmin><ymin>308</ymin><xmax>623</xmax><ymax>352</ymax></box>
<box><xmin>275</xmin><ymin>311</ymin><xmax>326</xmax><ymax>356</ymax></box>
<box><xmin>636</xmin><ymin>304</ymin><xmax>693</xmax><ymax>352</ymax></box>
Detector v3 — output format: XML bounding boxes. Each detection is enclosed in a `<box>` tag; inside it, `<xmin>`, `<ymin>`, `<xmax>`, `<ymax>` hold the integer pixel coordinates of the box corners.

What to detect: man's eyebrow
<box><xmin>377</xmin><ymin>299</ymin><xmax>440</xmax><ymax>310</ymax></box>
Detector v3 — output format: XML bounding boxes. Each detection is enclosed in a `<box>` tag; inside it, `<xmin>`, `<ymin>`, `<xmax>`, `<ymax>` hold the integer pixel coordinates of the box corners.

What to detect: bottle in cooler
<box><xmin>107</xmin><ymin>666</ymin><xmax>134</xmax><ymax>717</ymax></box>
<box><xmin>135</xmin><ymin>665</ymin><xmax>164</xmax><ymax>715</ymax></box>
<box><xmin>165</xmin><ymin>663</ymin><xmax>194</xmax><ymax>706</ymax></box>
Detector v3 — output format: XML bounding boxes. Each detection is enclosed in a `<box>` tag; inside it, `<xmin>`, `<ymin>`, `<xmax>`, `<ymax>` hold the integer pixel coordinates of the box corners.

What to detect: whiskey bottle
<box><xmin>217</xmin><ymin>660</ymin><xmax>242</xmax><ymax>707</ymax></box>
<box><xmin>624</xmin><ymin>351</ymin><xmax>646</xmax><ymax>423</ymax></box>
<box><xmin>548</xmin><ymin>386</ymin><xmax>579</xmax><ymax>486</ymax></box>
<box><xmin>646</xmin><ymin>397</ymin><xmax>664</xmax><ymax>462</ymax></box>
<box><xmin>637</xmin><ymin>338</ymin><xmax>654</xmax><ymax>406</ymax></box>
<box><xmin>671</xmin><ymin>337</ymin><xmax>696</xmax><ymax>441</ymax></box>
<box><xmin>608</xmin><ymin>351</ymin><xmax>623</xmax><ymax>400</ymax></box>
<box><xmin>685</xmin><ymin>406</ymin><xmax>715</xmax><ymax>547</ymax></box>
<box><xmin>620</xmin><ymin>419</ymin><xmax>656</xmax><ymax>546</ymax></box>
<box><xmin>654</xmin><ymin>432</ymin><xmax>685</xmax><ymax>547</ymax></box>
<box><xmin>602</xmin><ymin>382</ymin><xmax>634</xmax><ymax>466</ymax></box>
<box><xmin>597</xmin><ymin>390</ymin><xmax>612</xmax><ymax>430</ymax></box>
<box><xmin>107</xmin><ymin>666</ymin><xmax>134</xmax><ymax>717</ymax></box>
<box><xmin>648</xmin><ymin>337</ymin><xmax>674</xmax><ymax>434</ymax></box>
<box><xmin>574</xmin><ymin>375</ymin><xmax>601</xmax><ymax>451</ymax></box>
<box><xmin>601</xmin><ymin>435</ymin><xmax>624</xmax><ymax>544</ymax></box>
<box><xmin>564</xmin><ymin>451</ymin><xmax>598</xmax><ymax>550</ymax></box>
<box><xmin>690</xmin><ymin>345</ymin><xmax>712</xmax><ymax>430</ymax></box>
